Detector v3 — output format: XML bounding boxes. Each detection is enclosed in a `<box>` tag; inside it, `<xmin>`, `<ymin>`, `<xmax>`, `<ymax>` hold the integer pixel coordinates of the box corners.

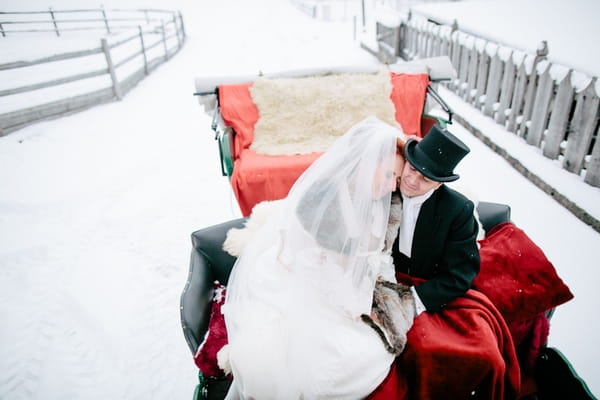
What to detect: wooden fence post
<box><xmin>409</xmin><ymin>23</ymin><xmax>418</xmax><ymax>60</ymax></box>
<box><xmin>584</xmin><ymin>123</ymin><xmax>600</xmax><ymax>186</ymax></box>
<box><xmin>430</xmin><ymin>25</ymin><xmax>441</xmax><ymax>57</ymax></box>
<box><xmin>49</xmin><ymin>7</ymin><xmax>59</xmax><ymax>36</ymax></box>
<box><xmin>172</xmin><ymin>14</ymin><xmax>181</xmax><ymax>49</ymax></box>
<box><xmin>474</xmin><ymin>45</ymin><xmax>489</xmax><ymax>109</ymax></box>
<box><xmin>496</xmin><ymin>51</ymin><xmax>516</xmax><ymax>125</ymax></box>
<box><xmin>563</xmin><ymin>78</ymin><xmax>599</xmax><ymax>174</ymax></box>
<box><xmin>449</xmin><ymin>30</ymin><xmax>461</xmax><ymax>90</ymax></box>
<box><xmin>161</xmin><ymin>20</ymin><xmax>169</xmax><ymax>61</ymax></box>
<box><xmin>179</xmin><ymin>10</ymin><xmax>187</xmax><ymax>40</ymax></box>
<box><xmin>138</xmin><ymin>26</ymin><xmax>148</xmax><ymax>75</ymax></box>
<box><xmin>457</xmin><ymin>34</ymin><xmax>471</xmax><ymax>98</ymax></box>
<box><xmin>101</xmin><ymin>6</ymin><xmax>110</xmax><ymax>33</ymax></box>
<box><xmin>517</xmin><ymin>41</ymin><xmax>548</xmax><ymax>138</ymax></box>
<box><xmin>439</xmin><ymin>27</ymin><xmax>450</xmax><ymax>57</ymax></box>
<box><xmin>417</xmin><ymin>22</ymin><xmax>426</xmax><ymax>58</ymax></box>
<box><xmin>527</xmin><ymin>62</ymin><xmax>554</xmax><ymax>146</ymax></box>
<box><xmin>399</xmin><ymin>21</ymin><xmax>409</xmax><ymax>60</ymax></box>
<box><xmin>506</xmin><ymin>61</ymin><xmax>528</xmax><ymax>132</ymax></box>
<box><xmin>483</xmin><ymin>47</ymin><xmax>503</xmax><ymax>118</ymax></box>
<box><xmin>542</xmin><ymin>70</ymin><xmax>574</xmax><ymax>159</ymax></box>
<box><xmin>101</xmin><ymin>38</ymin><xmax>122</xmax><ymax>100</ymax></box>
<box><xmin>464</xmin><ymin>39</ymin><xmax>481</xmax><ymax>103</ymax></box>
<box><xmin>424</xmin><ymin>25</ymin><xmax>433</xmax><ymax>58</ymax></box>
<box><xmin>517</xmin><ymin>72</ymin><xmax>538</xmax><ymax>138</ymax></box>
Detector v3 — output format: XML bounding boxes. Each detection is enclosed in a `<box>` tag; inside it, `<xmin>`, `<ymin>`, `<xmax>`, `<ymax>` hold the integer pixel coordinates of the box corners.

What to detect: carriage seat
<box><xmin>179</xmin><ymin>200</ymin><xmax>589</xmax><ymax>400</ymax></box>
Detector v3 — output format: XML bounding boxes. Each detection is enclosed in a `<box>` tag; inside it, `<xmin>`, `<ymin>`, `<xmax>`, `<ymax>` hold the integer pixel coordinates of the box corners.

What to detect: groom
<box><xmin>369</xmin><ymin>126</ymin><xmax>520</xmax><ymax>399</ymax></box>
<box><xmin>392</xmin><ymin>124</ymin><xmax>480</xmax><ymax>314</ymax></box>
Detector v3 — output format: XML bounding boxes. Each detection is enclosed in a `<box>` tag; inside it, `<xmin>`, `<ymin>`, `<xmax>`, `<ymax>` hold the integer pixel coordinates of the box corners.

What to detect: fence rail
<box><xmin>375</xmin><ymin>13</ymin><xmax>600</xmax><ymax>189</ymax></box>
<box><xmin>0</xmin><ymin>8</ymin><xmax>186</xmax><ymax>134</ymax></box>
<box><xmin>0</xmin><ymin>7</ymin><xmax>179</xmax><ymax>36</ymax></box>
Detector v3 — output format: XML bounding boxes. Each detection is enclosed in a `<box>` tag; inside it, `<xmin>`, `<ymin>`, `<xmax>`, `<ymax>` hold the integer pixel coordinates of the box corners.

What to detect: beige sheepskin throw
<box><xmin>249</xmin><ymin>69</ymin><xmax>399</xmax><ymax>156</ymax></box>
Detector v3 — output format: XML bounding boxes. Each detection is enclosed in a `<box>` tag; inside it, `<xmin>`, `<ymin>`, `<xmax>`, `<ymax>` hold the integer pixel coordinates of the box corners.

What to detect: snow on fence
<box><xmin>375</xmin><ymin>13</ymin><xmax>600</xmax><ymax>189</ymax></box>
<box><xmin>0</xmin><ymin>8</ymin><xmax>186</xmax><ymax>135</ymax></box>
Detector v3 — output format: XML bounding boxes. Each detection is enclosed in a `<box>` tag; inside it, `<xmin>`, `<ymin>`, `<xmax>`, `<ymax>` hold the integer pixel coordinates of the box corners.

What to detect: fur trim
<box><xmin>216</xmin><ymin>344</ymin><xmax>232</xmax><ymax>375</ymax></box>
<box><xmin>223</xmin><ymin>200</ymin><xmax>284</xmax><ymax>257</ymax></box>
<box><xmin>362</xmin><ymin>279</ymin><xmax>416</xmax><ymax>356</ymax></box>
<box><xmin>384</xmin><ymin>193</ymin><xmax>403</xmax><ymax>254</ymax></box>
<box><xmin>360</xmin><ymin>314</ymin><xmax>398</xmax><ymax>355</ymax></box>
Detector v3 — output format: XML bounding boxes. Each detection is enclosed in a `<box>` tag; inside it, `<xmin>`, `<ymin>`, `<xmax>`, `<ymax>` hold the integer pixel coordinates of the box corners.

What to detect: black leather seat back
<box><xmin>477</xmin><ymin>201</ymin><xmax>511</xmax><ymax>234</ymax></box>
<box><xmin>180</xmin><ymin>218</ymin><xmax>245</xmax><ymax>354</ymax></box>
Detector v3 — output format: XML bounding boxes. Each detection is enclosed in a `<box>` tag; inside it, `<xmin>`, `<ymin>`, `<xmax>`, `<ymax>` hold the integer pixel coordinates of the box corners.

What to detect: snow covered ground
<box><xmin>0</xmin><ymin>0</ymin><xmax>599</xmax><ymax>399</ymax></box>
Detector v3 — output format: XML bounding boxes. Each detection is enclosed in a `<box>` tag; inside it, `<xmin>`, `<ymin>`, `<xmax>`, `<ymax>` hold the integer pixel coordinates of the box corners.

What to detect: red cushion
<box><xmin>230</xmin><ymin>149</ymin><xmax>322</xmax><ymax>216</ymax></box>
<box><xmin>193</xmin><ymin>282</ymin><xmax>229</xmax><ymax>378</ymax></box>
<box><xmin>389</xmin><ymin>72</ymin><xmax>430</xmax><ymax>137</ymax></box>
<box><xmin>473</xmin><ymin>222</ymin><xmax>574</xmax><ymax>324</ymax></box>
<box><xmin>219</xmin><ymin>83</ymin><xmax>259</xmax><ymax>159</ymax></box>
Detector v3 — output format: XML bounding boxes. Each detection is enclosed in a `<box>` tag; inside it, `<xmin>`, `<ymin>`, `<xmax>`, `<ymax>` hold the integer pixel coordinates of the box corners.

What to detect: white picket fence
<box><xmin>0</xmin><ymin>8</ymin><xmax>186</xmax><ymax>135</ymax></box>
<box><xmin>375</xmin><ymin>12</ymin><xmax>600</xmax><ymax>189</ymax></box>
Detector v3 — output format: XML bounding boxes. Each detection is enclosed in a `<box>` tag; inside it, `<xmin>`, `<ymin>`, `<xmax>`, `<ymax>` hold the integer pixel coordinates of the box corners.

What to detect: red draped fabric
<box><xmin>366</xmin><ymin>272</ymin><xmax>521</xmax><ymax>400</ymax></box>
<box><xmin>367</xmin><ymin>223</ymin><xmax>573</xmax><ymax>400</ymax></box>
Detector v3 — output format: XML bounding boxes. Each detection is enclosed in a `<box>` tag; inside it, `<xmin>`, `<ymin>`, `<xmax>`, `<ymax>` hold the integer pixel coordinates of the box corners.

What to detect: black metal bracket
<box><xmin>427</xmin><ymin>85</ymin><xmax>453</xmax><ymax>124</ymax></box>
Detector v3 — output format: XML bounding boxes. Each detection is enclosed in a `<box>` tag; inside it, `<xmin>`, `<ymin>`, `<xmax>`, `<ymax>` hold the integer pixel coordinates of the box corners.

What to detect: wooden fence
<box><xmin>375</xmin><ymin>13</ymin><xmax>600</xmax><ymax>189</ymax></box>
<box><xmin>0</xmin><ymin>8</ymin><xmax>186</xmax><ymax>135</ymax></box>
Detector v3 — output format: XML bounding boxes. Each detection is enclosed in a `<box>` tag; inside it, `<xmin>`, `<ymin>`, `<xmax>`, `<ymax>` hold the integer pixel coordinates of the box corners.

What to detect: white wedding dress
<box><xmin>222</xmin><ymin>118</ymin><xmax>403</xmax><ymax>400</ymax></box>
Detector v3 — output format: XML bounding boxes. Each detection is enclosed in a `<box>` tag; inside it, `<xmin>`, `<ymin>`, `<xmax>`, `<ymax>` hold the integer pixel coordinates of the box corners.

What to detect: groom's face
<box><xmin>399</xmin><ymin>162</ymin><xmax>442</xmax><ymax>197</ymax></box>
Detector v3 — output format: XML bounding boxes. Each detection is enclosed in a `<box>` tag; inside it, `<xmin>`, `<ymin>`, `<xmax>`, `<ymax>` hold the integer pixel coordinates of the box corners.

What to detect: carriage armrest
<box><xmin>476</xmin><ymin>201</ymin><xmax>511</xmax><ymax>235</ymax></box>
<box><xmin>180</xmin><ymin>218</ymin><xmax>245</xmax><ymax>354</ymax></box>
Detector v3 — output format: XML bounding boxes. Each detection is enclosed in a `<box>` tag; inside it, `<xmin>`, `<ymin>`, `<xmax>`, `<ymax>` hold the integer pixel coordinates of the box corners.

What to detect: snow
<box><xmin>0</xmin><ymin>0</ymin><xmax>599</xmax><ymax>399</ymax></box>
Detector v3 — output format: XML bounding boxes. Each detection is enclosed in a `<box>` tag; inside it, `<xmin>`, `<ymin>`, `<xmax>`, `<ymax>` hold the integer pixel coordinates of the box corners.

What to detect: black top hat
<box><xmin>404</xmin><ymin>124</ymin><xmax>470</xmax><ymax>182</ymax></box>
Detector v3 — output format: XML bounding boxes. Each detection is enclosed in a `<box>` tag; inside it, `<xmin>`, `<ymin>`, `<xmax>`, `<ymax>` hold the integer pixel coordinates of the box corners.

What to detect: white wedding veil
<box><xmin>223</xmin><ymin>117</ymin><xmax>404</xmax><ymax>399</ymax></box>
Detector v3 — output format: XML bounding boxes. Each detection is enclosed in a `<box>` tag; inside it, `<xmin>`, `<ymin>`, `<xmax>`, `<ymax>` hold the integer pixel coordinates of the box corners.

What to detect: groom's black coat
<box><xmin>392</xmin><ymin>185</ymin><xmax>480</xmax><ymax>312</ymax></box>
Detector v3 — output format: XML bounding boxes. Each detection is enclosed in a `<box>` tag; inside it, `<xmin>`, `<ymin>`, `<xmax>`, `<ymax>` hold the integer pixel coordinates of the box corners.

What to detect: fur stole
<box><xmin>361</xmin><ymin>279</ymin><xmax>416</xmax><ymax>356</ymax></box>
<box><xmin>383</xmin><ymin>192</ymin><xmax>402</xmax><ymax>255</ymax></box>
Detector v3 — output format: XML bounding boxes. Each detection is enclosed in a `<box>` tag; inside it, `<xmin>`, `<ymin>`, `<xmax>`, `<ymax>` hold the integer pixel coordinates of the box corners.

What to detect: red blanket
<box><xmin>368</xmin><ymin>274</ymin><xmax>521</xmax><ymax>400</ymax></box>
<box><xmin>368</xmin><ymin>223</ymin><xmax>573</xmax><ymax>399</ymax></box>
<box><xmin>474</xmin><ymin>222</ymin><xmax>573</xmax><ymax>394</ymax></box>
<box><xmin>473</xmin><ymin>222</ymin><xmax>573</xmax><ymax>326</ymax></box>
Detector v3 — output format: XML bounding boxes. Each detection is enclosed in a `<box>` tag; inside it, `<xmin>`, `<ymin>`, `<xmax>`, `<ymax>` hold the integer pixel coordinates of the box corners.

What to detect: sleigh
<box><xmin>181</xmin><ymin>202</ymin><xmax>593</xmax><ymax>400</ymax></box>
<box><xmin>182</xmin><ymin>60</ymin><xmax>593</xmax><ymax>399</ymax></box>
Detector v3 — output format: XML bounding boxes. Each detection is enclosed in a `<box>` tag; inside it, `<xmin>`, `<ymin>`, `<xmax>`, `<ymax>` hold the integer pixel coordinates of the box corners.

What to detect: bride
<box><xmin>222</xmin><ymin>117</ymin><xmax>411</xmax><ymax>400</ymax></box>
